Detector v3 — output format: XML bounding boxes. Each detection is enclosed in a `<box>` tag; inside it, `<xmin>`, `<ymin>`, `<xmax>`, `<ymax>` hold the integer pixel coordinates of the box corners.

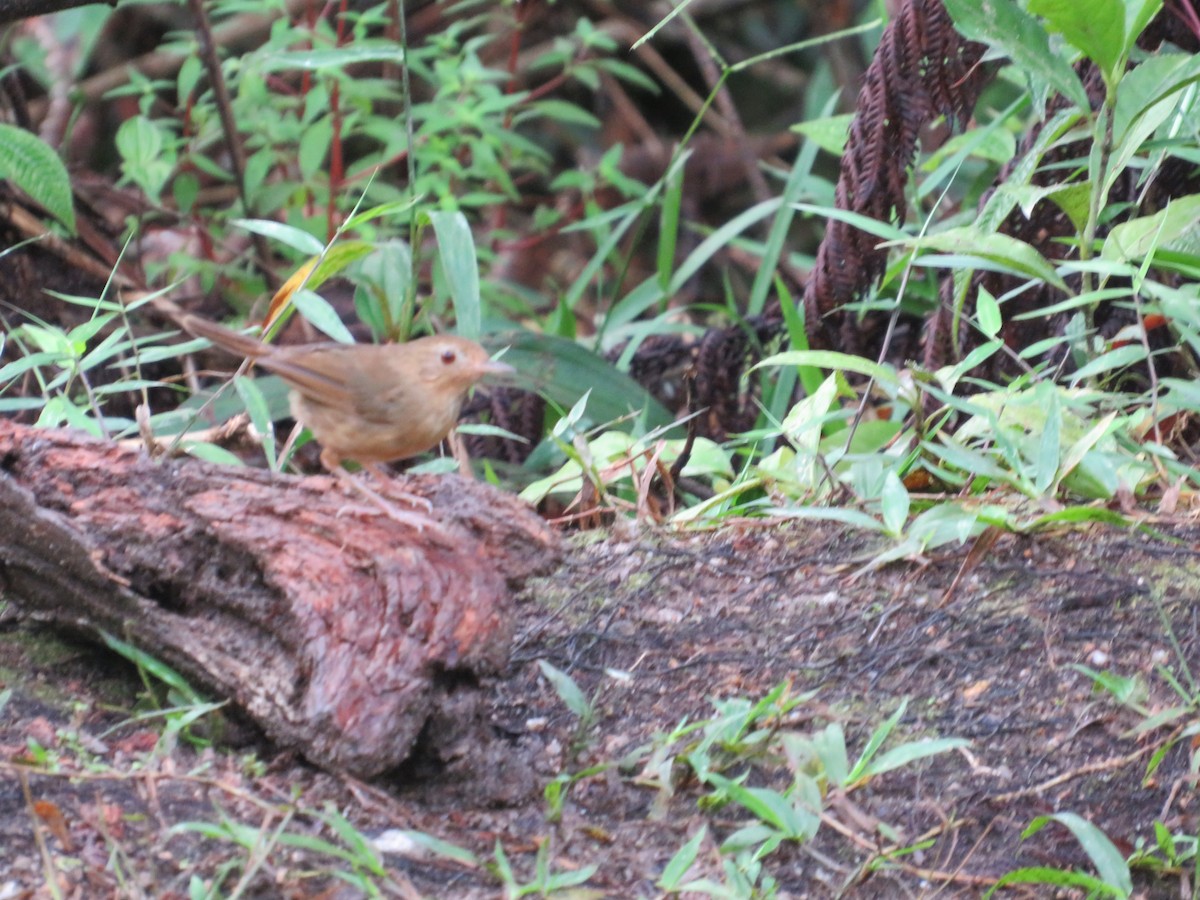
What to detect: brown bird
<box><xmin>182</xmin><ymin>313</ymin><xmax>512</xmax><ymax>488</ymax></box>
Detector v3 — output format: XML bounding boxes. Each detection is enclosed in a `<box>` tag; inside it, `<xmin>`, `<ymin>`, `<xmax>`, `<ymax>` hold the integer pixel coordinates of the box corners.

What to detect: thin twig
<box><xmin>187</xmin><ymin>0</ymin><xmax>273</xmax><ymax>278</ymax></box>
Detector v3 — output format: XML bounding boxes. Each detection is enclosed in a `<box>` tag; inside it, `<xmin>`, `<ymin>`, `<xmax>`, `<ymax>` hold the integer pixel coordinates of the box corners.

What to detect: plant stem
<box><xmin>1079</xmin><ymin>97</ymin><xmax>1116</xmax><ymax>327</ymax></box>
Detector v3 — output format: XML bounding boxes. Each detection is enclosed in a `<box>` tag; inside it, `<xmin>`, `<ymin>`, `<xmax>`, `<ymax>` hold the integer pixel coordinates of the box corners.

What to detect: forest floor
<box><xmin>1</xmin><ymin>519</ymin><xmax>1198</xmax><ymax>899</ymax></box>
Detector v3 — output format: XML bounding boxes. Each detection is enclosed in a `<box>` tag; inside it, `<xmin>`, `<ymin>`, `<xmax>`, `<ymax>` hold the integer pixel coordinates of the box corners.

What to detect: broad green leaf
<box><xmin>937</xmin><ymin>339</ymin><xmax>1004</xmax><ymax>394</ymax></box>
<box><xmin>230</xmin><ymin>218</ymin><xmax>324</xmax><ymax>255</ymax></box>
<box><xmin>880</xmin><ymin>470</ymin><xmax>909</xmax><ymax>537</ymax></box>
<box><xmin>779</xmin><ymin>372</ymin><xmax>840</xmax><ymax>486</ymax></box>
<box><xmin>494</xmin><ymin>330</ymin><xmax>673</xmax><ymax>430</ymax></box>
<box><xmin>234</xmin><ymin>375</ymin><xmax>277</xmax><ymax>468</ymax></box>
<box><xmin>848</xmin><ymin>699</ymin><xmax>906</xmax><ymax>782</ymax></box>
<box><xmin>1108</xmin><ymin>54</ymin><xmax>1200</xmax><ymax>198</ymax></box>
<box><xmin>1067</xmin><ymin>343</ymin><xmax>1146</xmax><ymax>385</ymax></box>
<box><xmin>0</xmin><ymin>350</ymin><xmax>65</xmax><ymax>382</ymax></box>
<box><xmin>920</xmin><ymin>122</ymin><xmax>1017</xmax><ymax>174</ymax></box>
<box><xmin>755</xmin><ymin>350</ymin><xmax>902</xmax><ymax>388</ymax></box>
<box><xmin>537</xmin><ymin>660</ymin><xmax>591</xmax><ymax>720</ymax></box>
<box><xmin>899</xmin><ymin>227</ymin><xmax>1068</xmax><ymax>291</ymax></box>
<box><xmin>603</xmin><ymin>277</ymin><xmax>666</xmax><ymax>341</ymax></box>
<box><xmin>1058</xmin><ymin>410</ymin><xmax>1119</xmax><ymax>486</ymax></box>
<box><xmin>943</xmin><ymin>0</ymin><xmax>1090</xmax><ymax>110</ymax></box>
<box><xmin>976</xmin><ymin>287</ymin><xmax>1001</xmax><ymax>337</ymax></box>
<box><xmin>766</xmin><ymin>505</ymin><xmax>884</xmax><ymax>532</ymax></box>
<box><xmin>1113</xmin><ymin>53</ymin><xmax>1200</xmax><ymax>147</ymax></box>
<box><xmin>1034</xmin><ymin>384</ymin><xmax>1061</xmax><ymax>494</ymax></box>
<box><xmin>0</xmin><ymin>124</ymin><xmax>75</xmax><ymax>232</ymax></box>
<box><xmin>999</xmin><ymin>181</ymin><xmax>1091</xmax><ymax>233</ymax></box>
<box><xmin>1126</xmin><ymin>0</ymin><xmax>1165</xmax><ymax>54</ymax></box>
<box><xmin>1102</xmin><ymin>194</ymin><xmax>1200</xmax><ymax>263</ymax></box>
<box><xmin>115</xmin><ymin>115</ymin><xmax>173</xmax><ymax>202</ymax></box>
<box><xmin>356</xmin><ymin>240</ymin><xmax>413</xmax><ymax>337</ymax></box>
<box><xmin>1028</xmin><ymin>0</ymin><xmax>1126</xmax><ymax>85</ymax></box>
<box><xmin>427</xmin><ymin>210</ymin><xmax>481</xmax><ymax>338</ymax></box>
<box><xmin>858</xmin><ymin>737</ymin><xmax>971</xmax><ymax>779</ymax></box>
<box><xmin>298</xmin><ymin>117</ymin><xmax>333</xmax><ymax>178</ymax></box>
<box><xmin>291</xmin><ymin>289</ymin><xmax>356</xmax><ymax>344</ymax></box>
<box><xmin>980</xmin><ymin>110</ymin><xmax>1085</xmax><ymax>231</ymax></box>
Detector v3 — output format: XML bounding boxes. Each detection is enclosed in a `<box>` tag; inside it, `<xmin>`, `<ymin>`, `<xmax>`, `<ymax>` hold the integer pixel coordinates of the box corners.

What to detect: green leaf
<box><xmin>385</xmin><ymin>831</ymin><xmax>478</xmax><ymax>867</ymax></box>
<box><xmin>1067</xmin><ymin>343</ymin><xmax>1146</xmax><ymax>385</ymax></box>
<box><xmin>298</xmin><ymin>117</ymin><xmax>333</xmax><ymax>178</ymax></box>
<box><xmin>0</xmin><ymin>124</ymin><xmax>75</xmax><ymax>232</ymax></box>
<box><xmin>1034</xmin><ymin>385</ymin><xmax>1061</xmax><ymax>494</ymax></box>
<box><xmin>1028</xmin><ymin>0</ymin><xmax>1126</xmax><ymax>85</ymax></box>
<box><xmin>657</xmin><ymin>152</ymin><xmax>685</xmax><ymax>291</ymax></box>
<box><xmin>986</xmin><ymin>866</ymin><xmax>1126</xmax><ymax>898</ymax></box>
<box><xmin>1126</xmin><ymin>0</ymin><xmax>1164</xmax><ymax>46</ymax></box>
<box><xmin>1067</xmin><ymin>663</ymin><xmax>1148</xmax><ymax>708</ymax></box>
<box><xmin>1022</xmin><ymin>813</ymin><xmax>1132</xmax><ymax>896</ymax></box>
<box><xmin>115</xmin><ymin>115</ymin><xmax>174</xmax><ymax>203</ymax></box>
<box><xmin>791</xmin><ymin>114</ymin><xmax>853</xmax><ymax>156</ymax></box>
<box><xmin>669</xmin><ymin>197</ymin><xmax>783</xmax><ymax>293</ymax></box>
<box><xmin>658</xmin><ymin>827</ymin><xmax>706</xmax><ymax>889</ymax></box>
<box><xmin>792</xmin><ymin>203</ymin><xmax>909</xmax><ymax>242</ymax></box>
<box><xmin>427</xmin><ymin>210</ymin><xmax>481</xmax><ymax>339</ymax></box>
<box><xmin>777</xmin><ymin>373</ymin><xmax>841</xmax><ymax>488</ymax></box>
<box><xmin>755</xmin><ymin>350</ymin><xmax>902</xmax><ymax>388</ymax></box>
<box><xmin>1102</xmin><ymin>194</ymin><xmax>1200</xmax><ymax>263</ymax></box>
<box><xmin>183</xmin><ymin>442</ymin><xmax>247</xmax><ymax>467</ymax></box>
<box><xmin>1113</xmin><ymin>53</ymin><xmax>1200</xmax><ymax>148</ymax></box>
<box><xmin>899</xmin><ymin>227</ymin><xmax>1068</xmax><ymax>291</ymax></box>
<box><xmin>976</xmin><ymin>287</ymin><xmax>1002</xmax><ymax>337</ymax></box>
<box><xmin>101</xmin><ymin>632</ymin><xmax>207</xmax><ymax>704</ymax></box>
<box><xmin>848</xmin><ymin>698</ymin><xmax>906</xmax><ymax>783</ymax></box>
<box><xmin>355</xmin><ymin>240</ymin><xmax>412</xmax><ymax>337</ymax></box>
<box><xmin>309</xmin><ymin>240</ymin><xmax>374</xmax><ymax>289</ymax></box>
<box><xmin>492</xmin><ymin>330</ymin><xmax>674</xmax><ymax>430</ymax></box>
<box><xmin>943</xmin><ymin>0</ymin><xmax>1090</xmax><ymax>110</ymax></box>
<box><xmin>234</xmin><ymin>375</ymin><xmax>277</xmax><ymax>469</ymax></box>
<box><xmin>261</xmin><ymin>43</ymin><xmax>406</xmax><ymax>71</ymax></box>
<box><xmin>537</xmin><ymin>660</ymin><xmax>592</xmax><ymax>721</ymax></box>
<box><xmin>767</xmin><ymin>505</ymin><xmax>886</xmax><ymax>533</ymax></box>
<box><xmin>880</xmin><ymin>471</ymin><xmax>909</xmax><ymax>537</ymax></box>
<box><xmin>291</xmin><ymin>290</ymin><xmax>356</xmax><ymax>344</ymax></box>
<box><xmin>230</xmin><ymin>218</ymin><xmax>324</xmax><ymax>255</ymax></box>
<box><xmin>857</xmin><ymin>737</ymin><xmax>971</xmax><ymax>779</ymax></box>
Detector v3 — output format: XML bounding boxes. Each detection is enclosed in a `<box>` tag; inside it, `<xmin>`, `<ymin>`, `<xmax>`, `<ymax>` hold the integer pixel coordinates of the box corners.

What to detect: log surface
<box><xmin>0</xmin><ymin>420</ymin><xmax>560</xmax><ymax>776</ymax></box>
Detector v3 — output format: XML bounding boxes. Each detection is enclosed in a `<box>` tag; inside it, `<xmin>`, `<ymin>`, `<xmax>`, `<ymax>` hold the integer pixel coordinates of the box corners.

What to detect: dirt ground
<box><xmin>1</xmin><ymin>519</ymin><xmax>1198</xmax><ymax>898</ymax></box>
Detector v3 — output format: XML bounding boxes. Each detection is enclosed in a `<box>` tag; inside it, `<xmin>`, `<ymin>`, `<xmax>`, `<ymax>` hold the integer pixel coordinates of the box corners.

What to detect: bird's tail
<box><xmin>181</xmin><ymin>315</ymin><xmax>271</xmax><ymax>360</ymax></box>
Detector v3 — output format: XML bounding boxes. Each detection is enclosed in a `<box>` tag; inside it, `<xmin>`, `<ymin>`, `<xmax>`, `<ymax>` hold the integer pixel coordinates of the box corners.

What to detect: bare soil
<box><xmin>2</xmin><ymin>520</ymin><xmax>1198</xmax><ymax>898</ymax></box>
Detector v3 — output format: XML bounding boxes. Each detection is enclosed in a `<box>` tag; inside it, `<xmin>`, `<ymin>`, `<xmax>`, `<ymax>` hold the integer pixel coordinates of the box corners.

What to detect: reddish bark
<box><xmin>0</xmin><ymin>420</ymin><xmax>560</xmax><ymax>777</ymax></box>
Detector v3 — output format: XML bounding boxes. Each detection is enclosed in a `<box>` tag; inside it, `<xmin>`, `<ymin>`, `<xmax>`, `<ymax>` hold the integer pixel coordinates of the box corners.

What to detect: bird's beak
<box><xmin>480</xmin><ymin>358</ymin><xmax>515</xmax><ymax>377</ymax></box>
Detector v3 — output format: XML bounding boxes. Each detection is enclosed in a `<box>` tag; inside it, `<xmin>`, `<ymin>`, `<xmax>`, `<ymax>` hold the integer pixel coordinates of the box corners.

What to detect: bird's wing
<box><xmin>256</xmin><ymin>346</ymin><xmax>360</xmax><ymax>408</ymax></box>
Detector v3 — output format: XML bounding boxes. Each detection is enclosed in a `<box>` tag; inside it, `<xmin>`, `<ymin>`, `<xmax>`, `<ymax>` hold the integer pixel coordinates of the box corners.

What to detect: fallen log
<box><xmin>0</xmin><ymin>420</ymin><xmax>560</xmax><ymax>777</ymax></box>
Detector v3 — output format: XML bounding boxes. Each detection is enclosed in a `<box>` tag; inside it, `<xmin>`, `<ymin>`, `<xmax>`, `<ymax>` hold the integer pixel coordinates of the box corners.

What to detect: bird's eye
<box><xmin>440</xmin><ymin>348</ymin><xmax>457</xmax><ymax>365</ymax></box>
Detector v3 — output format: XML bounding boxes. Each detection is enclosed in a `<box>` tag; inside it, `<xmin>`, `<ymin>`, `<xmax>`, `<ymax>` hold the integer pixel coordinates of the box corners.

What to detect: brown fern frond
<box><xmin>803</xmin><ymin>0</ymin><xmax>988</xmax><ymax>351</ymax></box>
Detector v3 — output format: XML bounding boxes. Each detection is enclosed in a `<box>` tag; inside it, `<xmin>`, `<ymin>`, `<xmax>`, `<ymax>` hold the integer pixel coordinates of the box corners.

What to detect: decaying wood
<box><xmin>0</xmin><ymin>420</ymin><xmax>560</xmax><ymax>777</ymax></box>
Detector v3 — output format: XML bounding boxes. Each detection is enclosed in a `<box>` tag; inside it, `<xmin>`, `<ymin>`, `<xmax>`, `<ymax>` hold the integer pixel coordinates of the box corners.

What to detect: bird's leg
<box><xmin>360</xmin><ymin>462</ymin><xmax>435</xmax><ymax>513</ymax></box>
<box><xmin>320</xmin><ymin>451</ymin><xmax>438</xmax><ymax>533</ymax></box>
<box><xmin>447</xmin><ymin>429</ymin><xmax>474</xmax><ymax>479</ymax></box>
